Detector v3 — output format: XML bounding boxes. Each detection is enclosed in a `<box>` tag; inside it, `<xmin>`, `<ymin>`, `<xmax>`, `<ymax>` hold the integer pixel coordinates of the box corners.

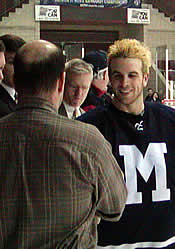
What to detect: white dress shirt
<box><xmin>63</xmin><ymin>101</ymin><xmax>81</xmax><ymax>119</ymax></box>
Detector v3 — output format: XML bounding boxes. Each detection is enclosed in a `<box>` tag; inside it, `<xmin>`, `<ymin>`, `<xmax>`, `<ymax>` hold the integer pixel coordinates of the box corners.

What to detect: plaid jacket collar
<box><xmin>16</xmin><ymin>96</ymin><xmax>58</xmax><ymax>114</ymax></box>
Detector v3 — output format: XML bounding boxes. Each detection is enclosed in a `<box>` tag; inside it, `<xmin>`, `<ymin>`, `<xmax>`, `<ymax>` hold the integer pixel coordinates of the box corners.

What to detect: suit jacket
<box><xmin>58</xmin><ymin>102</ymin><xmax>85</xmax><ymax>118</ymax></box>
<box><xmin>0</xmin><ymin>97</ymin><xmax>127</xmax><ymax>249</ymax></box>
<box><xmin>0</xmin><ymin>85</ymin><xmax>16</xmax><ymax>118</ymax></box>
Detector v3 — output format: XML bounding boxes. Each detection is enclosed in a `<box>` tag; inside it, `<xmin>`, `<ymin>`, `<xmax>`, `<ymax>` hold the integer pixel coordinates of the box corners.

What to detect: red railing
<box><xmin>0</xmin><ymin>0</ymin><xmax>29</xmax><ymax>20</ymax></box>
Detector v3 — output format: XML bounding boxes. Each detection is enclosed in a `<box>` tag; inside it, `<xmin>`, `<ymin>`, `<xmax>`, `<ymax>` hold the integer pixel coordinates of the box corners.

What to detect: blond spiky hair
<box><xmin>108</xmin><ymin>39</ymin><xmax>152</xmax><ymax>74</ymax></box>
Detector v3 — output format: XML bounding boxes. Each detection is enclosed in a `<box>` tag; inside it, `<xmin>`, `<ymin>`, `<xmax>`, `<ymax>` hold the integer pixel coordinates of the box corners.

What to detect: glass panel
<box><xmin>63</xmin><ymin>43</ymin><xmax>83</xmax><ymax>61</ymax></box>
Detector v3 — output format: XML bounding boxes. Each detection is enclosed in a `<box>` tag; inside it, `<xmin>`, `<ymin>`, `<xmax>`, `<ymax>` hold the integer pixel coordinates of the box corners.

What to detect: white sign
<box><xmin>127</xmin><ymin>8</ymin><xmax>150</xmax><ymax>24</ymax></box>
<box><xmin>35</xmin><ymin>5</ymin><xmax>60</xmax><ymax>21</ymax></box>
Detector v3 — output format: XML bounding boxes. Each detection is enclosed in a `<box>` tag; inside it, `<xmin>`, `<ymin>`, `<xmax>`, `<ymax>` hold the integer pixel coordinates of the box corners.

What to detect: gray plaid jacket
<box><xmin>0</xmin><ymin>97</ymin><xmax>127</xmax><ymax>249</ymax></box>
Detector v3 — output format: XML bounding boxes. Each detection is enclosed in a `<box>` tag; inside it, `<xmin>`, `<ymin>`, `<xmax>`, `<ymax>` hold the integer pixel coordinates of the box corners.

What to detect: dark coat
<box><xmin>0</xmin><ymin>85</ymin><xmax>16</xmax><ymax>118</ymax></box>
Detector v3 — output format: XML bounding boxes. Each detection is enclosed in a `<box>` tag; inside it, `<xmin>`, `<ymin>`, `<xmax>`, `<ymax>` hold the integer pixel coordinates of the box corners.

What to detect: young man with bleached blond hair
<box><xmin>78</xmin><ymin>38</ymin><xmax>175</xmax><ymax>249</ymax></box>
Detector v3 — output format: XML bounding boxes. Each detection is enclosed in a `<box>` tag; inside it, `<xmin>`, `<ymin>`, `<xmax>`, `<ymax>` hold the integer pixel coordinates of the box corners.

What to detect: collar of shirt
<box><xmin>16</xmin><ymin>96</ymin><xmax>58</xmax><ymax>114</ymax></box>
<box><xmin>63</xmin><ymin>101</ymin><xmax>81</xmax><ymax>119</ymax></box>
<box><xmin>0</xmin><ymin>81</ymin><xmax>16</xmax><ymax>100</ymax></box>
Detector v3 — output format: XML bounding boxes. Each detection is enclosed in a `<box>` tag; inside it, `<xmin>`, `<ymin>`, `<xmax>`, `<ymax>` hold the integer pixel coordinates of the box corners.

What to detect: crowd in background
<box><xmin>144</xmin><ymin>87</ymin><xmax>164</xmax><ymax>103</ymax></box>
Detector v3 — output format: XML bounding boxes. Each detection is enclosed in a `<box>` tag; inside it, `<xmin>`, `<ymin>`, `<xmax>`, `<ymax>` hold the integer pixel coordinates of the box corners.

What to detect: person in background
<box><xmin>82</xmin><ymin>50</ymin><xmax>110</xmax><ymax>111</ymax></box>
<box><xmin>144</xmin><ymin>87</ymin><xmax>154</xmax><ymax>102</ymax></box>
<box><xmin>0</xmin><ymin>39</ymin><xmax>127</xmax><ymax>249</ymax></box>
<box><xmin>78</xmin><ymin>38</ymin><xmax>175</xmax><ymax>249</ymax></box>
<box><xmin>151</xmin><ymin>91</ymin><xmax>161</xmax><ymax>103</ymax></box>
<box><xmin>0</xmin><ymin>34</ymin><xmax>25</xmax><ymax>117</ymax></box>
<box><xmin>159</xmin><ymin>88</ymin><xmax>166</xmax><ymax>101</ymax></box>
<box><xmin>0</xmin><ymin>40</ymin><xmax>5</xmax><ymax>83</ymax></box>
<box><xmin>58</xmin><ymin>58</ymin><xmax>93</xmax><ymax>118</ymax></box>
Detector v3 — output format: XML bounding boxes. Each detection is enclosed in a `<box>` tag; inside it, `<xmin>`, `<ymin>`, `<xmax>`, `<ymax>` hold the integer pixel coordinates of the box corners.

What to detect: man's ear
<box><xmin>58</xmin><ymin>72</ymin><xmax>65</xmax><ymax>93</ymax></box>
<box><xmin>143</xmin><ymin>73</ymin><xmax>149</xmax><ymax>88</ymax></box>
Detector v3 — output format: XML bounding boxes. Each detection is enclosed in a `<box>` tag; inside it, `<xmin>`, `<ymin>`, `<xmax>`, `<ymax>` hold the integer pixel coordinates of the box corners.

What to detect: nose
<box><xmin>75</xmin><ymin>88</ymin><xmax>82</xmax><ymax>96</ymax></box>
<box><xmin>0</xmin><ymin>70</ymin><xmax>3</xmax><ymax>81</ymax></box>
<box><xmin>120</xmin><ymin>75</ymin><xmax>128</xmax><ymax>88</ymax></box>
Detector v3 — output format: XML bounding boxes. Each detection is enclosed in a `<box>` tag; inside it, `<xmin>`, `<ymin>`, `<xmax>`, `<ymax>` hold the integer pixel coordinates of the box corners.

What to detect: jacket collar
<box><xmin>16</xmin><ymin>96</ymin><xmax>58</xmax><ymax>114</ymax></box>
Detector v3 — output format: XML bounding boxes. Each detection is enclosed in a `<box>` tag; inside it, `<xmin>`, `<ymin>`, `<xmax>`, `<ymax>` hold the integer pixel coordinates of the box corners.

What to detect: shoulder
<box><xmin>0</xmin><ymin>84</ymin><xmax>5</xmax><ymax>93</ymax></box>
<box><xmin>0</xmin><ymin>99</ymin><xmax>15</xmax><ymax>117</ymax></box>
<box><xmin>58</xmin><ymin>115</ymin><xmax>111</xmax><ymax>156</ymax></box>
<box><xmin>77</xmin><ymin>104</ymin><xmax>111</xmax><ymax>125</ymax></box>
<box><xmin>0</xmin><ymin>85</ymin><xmax>10</xmax><ymax>98</ymax></box>
<box><xmin>0</xmin><ymin>110</ymin><xmax>110</xmax><ymax>158</ymax></box>
<box><xmin>145</xmin><ymin>102</ymin><xmax>175</xmax><ymax>120</ymax></box>
<box><xmin>60</xmin><ymin>115</ymin><xmax>105</xmax><ymax>143</ymax></box>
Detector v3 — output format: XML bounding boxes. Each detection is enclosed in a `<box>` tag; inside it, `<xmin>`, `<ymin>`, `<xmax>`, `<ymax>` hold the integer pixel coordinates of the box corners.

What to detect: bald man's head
<box><xmin>14</xmin><ymin>40</ymin><xmax>65</xmax><ymax>95</ymax></box>
<box><xmin>18</xmin><ymin>40</ymin><xmax>58</xmax><ymax>64</ymax></box>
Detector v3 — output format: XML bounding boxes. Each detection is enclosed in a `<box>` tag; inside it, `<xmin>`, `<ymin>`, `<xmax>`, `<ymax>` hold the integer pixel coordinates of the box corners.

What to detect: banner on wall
<box><xmin>127</xmin><ymin>8</ymin><xmax>150</xmax><ymax>24</ymax></box>
<box><xmin>35</xmin><ymin>5</ymin><xmax>60</xmax><ymax>21</ymax></box>
<box><xmin>39</xmin><ymin>0</ymin><xmax>141</xmax><ymax>8</ymax></box>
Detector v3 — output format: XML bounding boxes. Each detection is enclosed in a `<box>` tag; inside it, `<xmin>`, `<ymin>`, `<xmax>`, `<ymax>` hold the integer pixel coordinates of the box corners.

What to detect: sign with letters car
<box><xmin>127</xmin><ymin>8</ymin><xmax>150</xmax><ymax>24</ymax></box>
<box><xmin>35</xmin><ymin>5</ymin><xmax>60</xmax><ymax>21</ymax></box>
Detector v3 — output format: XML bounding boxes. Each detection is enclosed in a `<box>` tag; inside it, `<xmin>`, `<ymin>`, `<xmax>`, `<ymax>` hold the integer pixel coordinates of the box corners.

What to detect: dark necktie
<box><xmin>72</xmin><ymin>109</ymin><xmax>78</xmax><ymax>119</ymax></box>
<box><xmin>14</xmin><ymin>92</ymin><xmax>18</xmax><ymax>104</ymax></box>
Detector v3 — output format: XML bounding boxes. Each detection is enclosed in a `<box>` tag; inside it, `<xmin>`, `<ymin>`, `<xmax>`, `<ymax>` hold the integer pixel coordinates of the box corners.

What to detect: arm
<box><xmin>95</xmin><ymin>137</ymin><xmax>127</xmax><ymax>222</ymax></box>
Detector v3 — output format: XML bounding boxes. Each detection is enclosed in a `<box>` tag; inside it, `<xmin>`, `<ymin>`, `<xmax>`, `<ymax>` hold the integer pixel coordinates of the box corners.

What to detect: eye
<box><xmin>129</xmin><ymin>73</ymin><xmax>137</xmax><ymax>78</ymax></box>
<box><xmin>82</xmin><ymin>87</ymin><xmax>89</xmax><ymax>90</ymax></box>
<box><xmin>70</xmin><ymin>85</ymin><xmax>76</xmax><ymax>89</ymax></box>
<box><xmin>112</xmin><ymin>74</ymin><xmax>122</xmax><ymax>80</ymax></box>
